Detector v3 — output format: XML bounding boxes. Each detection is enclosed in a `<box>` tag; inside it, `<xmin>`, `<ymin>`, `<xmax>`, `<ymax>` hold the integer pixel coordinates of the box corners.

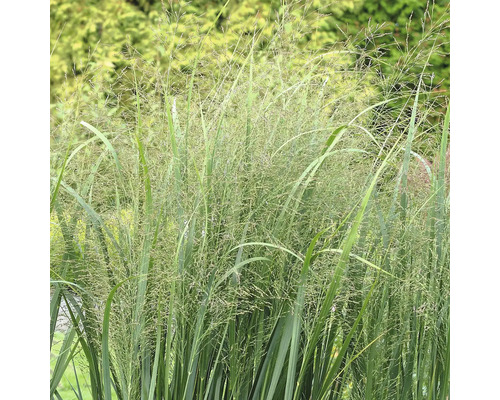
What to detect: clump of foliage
<box><xmin>339</xmin><ymin>0</ymin><xmax>450</xmax><ymax>89</ymax></box>
<box><xmin>50</xmin><ymin>5</ymin><xmax>449</xmax><ymax>400</ymax></box>
<box><xmin>50</xmin><ymin>0</ymin><xmax>449</xmax><ymax>106</ymax></box>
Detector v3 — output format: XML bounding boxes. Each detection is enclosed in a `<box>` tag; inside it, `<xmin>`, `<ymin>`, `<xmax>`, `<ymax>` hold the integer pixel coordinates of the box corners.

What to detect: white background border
<box><xmin>1</xmin><ymin>1</ymin><xmax>49</xmax><ymax>397</ymax></box>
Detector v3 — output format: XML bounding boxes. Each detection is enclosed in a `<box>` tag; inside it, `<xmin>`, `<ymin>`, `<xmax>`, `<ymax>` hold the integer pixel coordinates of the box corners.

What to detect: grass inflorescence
<box><xmin>50</xmin><ymin>6</ymin><xmax>449</xmax><ymax>400</ymax></box>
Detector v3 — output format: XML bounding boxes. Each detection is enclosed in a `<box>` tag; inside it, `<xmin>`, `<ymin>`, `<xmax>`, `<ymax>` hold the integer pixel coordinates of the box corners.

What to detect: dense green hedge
<box><xmin>342</xmin><ymin>0</ymin><xmax>450</xmax><ymax>88</ymax></box>
<box><xmin>50</xmin><ymin>0</ymin><xmax>449</xmax><ymax>104</ymax></box>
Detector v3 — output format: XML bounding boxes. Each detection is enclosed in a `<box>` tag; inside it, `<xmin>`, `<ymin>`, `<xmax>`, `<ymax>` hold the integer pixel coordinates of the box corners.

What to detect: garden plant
<box><xmin>50</xmin><ymin>3</ymin><xmax>450</xmax><ymax>399</ymax></box>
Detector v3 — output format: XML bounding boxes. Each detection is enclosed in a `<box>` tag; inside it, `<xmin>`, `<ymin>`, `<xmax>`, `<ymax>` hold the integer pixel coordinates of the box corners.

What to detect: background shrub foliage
<box><xmin>50</xmin><ymin>0</ymin><xmax>449</xmax><ymax>106</ymax></box>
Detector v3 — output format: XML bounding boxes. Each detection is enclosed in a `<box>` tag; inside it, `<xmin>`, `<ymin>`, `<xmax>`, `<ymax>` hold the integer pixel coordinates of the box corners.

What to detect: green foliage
<box><xmin>341</xmin><ymin>0</ymin><xmax>450</xmax><ymax>89</ymax></box>
<box><xmin>50</xmin><ymin>0</ymin><xmax>449</xmax><ymax>107</ymax></box>
<box><xmin>50</xmin><ymin>0</ymin><xmax>153</xmax><ymax>101</ymax></box>
<box><xmin>51</xmin><ymin>13</ymin><xmax>449</xmax><ymax>399</ymax></box>
<box><xmin>50</xmin><ymin>3</ymin><xmax>449</xmax><ymax>399</ymax></box>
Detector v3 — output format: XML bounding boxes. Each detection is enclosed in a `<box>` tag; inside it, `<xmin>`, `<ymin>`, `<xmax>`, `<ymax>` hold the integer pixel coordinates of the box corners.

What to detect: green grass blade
<box><xmin>102</xmin><ymin>277</ymin><xmax>137</xmax><ymax>400</ymax></box>
<box><xmin>80</xmin><ymin>121</ymin><xmax>123</xmax><ymax>176</ymax></box>
<box><xmin>265</xmin><ymin>314</ymin><xmax>294</xmax><ymax>400</ymax></box>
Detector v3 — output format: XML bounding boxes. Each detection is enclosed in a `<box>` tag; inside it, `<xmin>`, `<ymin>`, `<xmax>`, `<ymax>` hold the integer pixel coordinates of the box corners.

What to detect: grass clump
<box><xmin>50</xmin><ymin>7</ymin><xmax>449</xmax><ymax>400</ymax></box>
